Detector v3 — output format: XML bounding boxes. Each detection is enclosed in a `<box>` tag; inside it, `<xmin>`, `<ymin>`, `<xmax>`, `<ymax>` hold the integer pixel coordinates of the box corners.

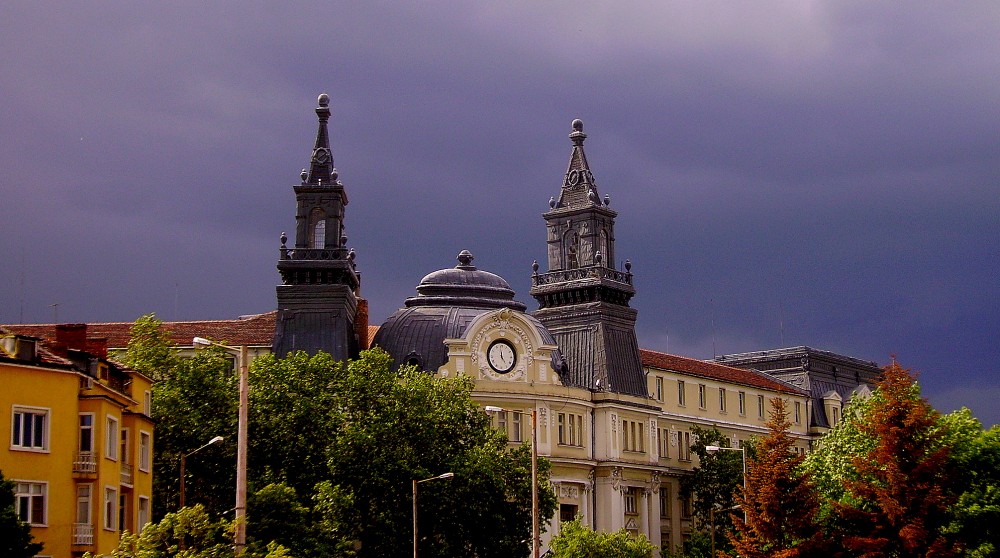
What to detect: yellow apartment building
<box><xmin>1</xmin><ymin>324</ymin><xmax>154</xmax><ymax>558</ymax></box>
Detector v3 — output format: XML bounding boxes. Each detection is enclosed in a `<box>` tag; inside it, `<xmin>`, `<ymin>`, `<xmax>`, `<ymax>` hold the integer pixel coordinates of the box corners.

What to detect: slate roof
<box><xmin>640</xmin><ymin>349</ymin><xmax>806</xmax><ymax>395</ymax></box>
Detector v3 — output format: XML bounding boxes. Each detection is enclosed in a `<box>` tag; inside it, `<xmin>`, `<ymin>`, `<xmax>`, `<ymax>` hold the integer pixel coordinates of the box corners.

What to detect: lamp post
<box><xmin>709</xmin><ymin>504</ymin><xmax>742</xmax><ymax>557</ymax></box>
<box><xmin>193</xmin><ymin>337</ymin><xmax>249</xmax><ymax>556</ymax></box>
<box><xmin>413</xmin><ymin>472</ymin><xmax>454</xmax><ymax>558</ymax></box>
<box><xmin>180</xmin><ymin>435</ymin><xmax>224</xmax><ymax>509</ymax></box>
<box><xmin>485</xmin><ymin>405</ymin><xmax>539</xmax><ymax>558</ymax></box>
<box><xmin>705</xmin><ymin>444</ymin><xmax>747</xmax><ymax>555</ymax></box>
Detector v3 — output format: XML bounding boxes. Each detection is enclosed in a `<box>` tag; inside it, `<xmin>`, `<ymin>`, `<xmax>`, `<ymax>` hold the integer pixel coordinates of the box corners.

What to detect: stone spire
<box><xmin>273</xmin><ymin>94</ymin><xmax>360</xmax><ymax>360</ymax></box>
<box><xmin>530</xmin><ymin>119</ymin><xmax>646</xmax><ymax>397</ymax></box>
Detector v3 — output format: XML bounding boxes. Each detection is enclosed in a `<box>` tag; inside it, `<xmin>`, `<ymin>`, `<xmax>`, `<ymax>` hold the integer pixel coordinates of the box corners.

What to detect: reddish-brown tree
<box><xmin>729</xmin><ymin>397</ymin><xmax>829</xmax><ymax>558</ymax></box>
<box><xmin>837</xmin><ymin>361</ymin><xmax>959</xmax><ymax>558</ymax></box>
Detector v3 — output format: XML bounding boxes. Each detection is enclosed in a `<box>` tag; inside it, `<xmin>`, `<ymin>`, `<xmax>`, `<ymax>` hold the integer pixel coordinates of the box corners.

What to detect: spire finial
<box><xmin>569</xmin><ymin>118</ymin><xmax>586</xmax><ymax>146</ymax></box>
<box><xmin>306</xmin><ymin>93</ymin><xmax>334</xmax><ymax>185</ymax></box>
<box><xmin>456</xmin><ymin>250</ymin><xmax>476</xmax><ymax>270</ymax></box>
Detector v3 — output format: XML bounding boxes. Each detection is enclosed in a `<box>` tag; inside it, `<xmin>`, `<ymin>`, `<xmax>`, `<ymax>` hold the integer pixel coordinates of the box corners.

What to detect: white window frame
<box><xmin>103</xmin><ymin>486</ymin><xmax>118</xmax><ymax>531</ymax></box>
<box><xmin>11</xmin><ymin>406</ymin><xmax>50</xmax><ymax>452</ymax></box>
<box><xmin>137</xmin><ymin>496</ymin><xmax>150</xmax><ymax>533</ymax></box>
<box><xmin>106</xmin><ymin>416</ymin><xmax>119</xmax><ymax>461</ymax></box>
<box><xmin>139</xmin><ymin>431</ymin><xmax>152</xmax><ymax>472</ymax></box>
<box><xmin>143</xmin><ymin>390</ymin><xmax>152</xmax><ymax>416</ymax></box>
<box><xmin>15</xmin><ymin>480</ymin><xmax>47</xmax><ymax>526</ymax></box>
<box><xmin>511</xmin><ymin>411</ymin><xmax>522</xmax><ymax>443</ymax></box>
<box><xmin>677</xmin><ymin>380</ymin><xmax>686</xmax><ymax>406</ymax></box>
<box><xmin>120</xmin><ymin>427</ymin><xmax>131</xmax><ymax>465</ymax></box>
<box><xmin>655</xmin><ymin>377</ymin><xmax>663</xmax><ymax>401</ymax></box>
<box><xmin>794</xmin><ymin>401</ymin><xmax>802</xmax><ymax>424</ymax></box>
<box><xmin>719</xmin><ymin>388</ymin><xmax>727</xmax><ymax>412</ymax></box>
<box><xmin>757</xmin><ymin>395</ymin><xmax>765</xmax><ymax>418</ymax></box>
<box><xmin>77</xmin><ymin>483</ymin><xmax>93</xmax><ymax>525</ymax></box>
<box><xmin>79</xmin><ymin>413</ymin><xmax>95</xmax><ymax>453</ymax></box>
<box><xmin>698</xmin><ymin>384</ymin><xmax>707</xmax><ymax>409</ymax></box>
<box><xmin>738</xmin><ymin>392</ymin><xmax>746</xmax><ymax>416</ymax></box>
<box><xmin>624</xmin><ymin>488</ymin><xmax>638</xmax><ymax>514</ymax></box>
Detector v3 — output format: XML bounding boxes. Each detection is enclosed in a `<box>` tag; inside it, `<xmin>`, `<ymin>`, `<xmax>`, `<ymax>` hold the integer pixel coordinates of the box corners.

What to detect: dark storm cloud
<box><xmin>2</xmin><ymin>2</ymin><xmax>998</xmax><ymax>424</ymax></box>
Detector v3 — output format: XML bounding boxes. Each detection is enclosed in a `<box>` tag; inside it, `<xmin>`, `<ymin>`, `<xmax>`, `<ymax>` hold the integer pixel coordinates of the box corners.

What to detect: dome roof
<box><xmin>373</xmin><ymin>251</ymin><xmax>563</xmax><ymax>373</ymax></box>
<box><xmin>406</xmin><ymin>250</ymin><xmax>526</xmax><ymax>311</ymax></box>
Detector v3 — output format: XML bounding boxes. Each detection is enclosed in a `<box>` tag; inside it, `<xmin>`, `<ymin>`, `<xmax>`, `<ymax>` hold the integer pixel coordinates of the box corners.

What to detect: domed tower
<box><xmin>273</xmin><ymin>94</ymin><xmax>360</xmax><ymax>359</ymax></box>
<box><xmin>373</xmin><ymin>250</ymin><xmax>565</xmax><ymax>374</ymax></box>
<box><xmin>529</xmin><ymin>119</ymin><xmax>646</xmax><ymax>397</ymax></box>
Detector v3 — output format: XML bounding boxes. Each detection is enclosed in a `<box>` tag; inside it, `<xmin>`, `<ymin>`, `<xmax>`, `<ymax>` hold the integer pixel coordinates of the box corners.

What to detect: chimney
<box><xmin>87</xmin><ymin>337</ymin><xmax>109</xmax><ymax>359</ymax></box>
<box><xmin>355</xmin><ymin>297</ymin><xmax>370</xmax><ymax>350</ymax></box>
<box><xmin>55</xmin><ymin>324</ymin><xmax>89</xmax><ymax>352</ymax></box>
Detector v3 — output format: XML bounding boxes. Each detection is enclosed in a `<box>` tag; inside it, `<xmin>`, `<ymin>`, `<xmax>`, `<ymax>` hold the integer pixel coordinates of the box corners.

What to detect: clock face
<box><xmin>487</xmin><ymin>339</ymin><xmax>517</xmax><ymax>374</ymax></box>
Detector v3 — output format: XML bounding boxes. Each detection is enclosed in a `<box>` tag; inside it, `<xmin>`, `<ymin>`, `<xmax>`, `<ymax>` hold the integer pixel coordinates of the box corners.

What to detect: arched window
<box><xmin>309</xmin><ymin>208</ymin><xmax>326</xmax><ymax>249</ymax></box>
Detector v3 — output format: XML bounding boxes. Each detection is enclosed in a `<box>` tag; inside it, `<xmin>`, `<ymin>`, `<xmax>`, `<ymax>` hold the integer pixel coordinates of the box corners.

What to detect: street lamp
<box><xmin>413</xmin><ymin>472</ymin><xmax>454</xmax><ymax>558</ymax></box>
<box><xmin>485</xmin><ymin>405</ymin><xmax>539</xmax><ymax>558</ymax></box>
<box><xmin>180</xmin><ymin>435</ymin><xmax>224</xmax><ymax>509</ymax></box>
<box><xmin>705</xmin><ymin>443</ymin><xmax>748</xmax><ymax>553</ymax></box>
<box><xmin>193</xmin><ymin>337</ymin><xmax>249</xmax><ymax>556</ymax></box>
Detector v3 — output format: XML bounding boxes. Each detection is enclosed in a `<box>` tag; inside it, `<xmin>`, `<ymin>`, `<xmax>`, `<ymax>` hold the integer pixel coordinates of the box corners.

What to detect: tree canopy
<box><xmin>0</xmin><ymin>470</ymin><xmax>43</xmax><ymax>558</ymax></box>
<box><xmin>549</xmin><ymin>517</ymin><xmax>655</xmax><ymax>558</ymax></box>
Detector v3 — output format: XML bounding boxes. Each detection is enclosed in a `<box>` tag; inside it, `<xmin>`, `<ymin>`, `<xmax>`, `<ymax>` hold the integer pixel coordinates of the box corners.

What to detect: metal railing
<box><xmin>121</xmin><ymin>463</ymin><xmax>134</xmax><ymax>486</ymax></box>
<box><xmin>531</xmin><ymin>266</ymin><xmax>633</xmax><ymax>286</ymax></box>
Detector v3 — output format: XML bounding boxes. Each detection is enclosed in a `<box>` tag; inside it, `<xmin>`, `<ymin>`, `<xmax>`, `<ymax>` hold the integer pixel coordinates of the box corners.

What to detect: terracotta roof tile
<box><xmin>640</xmin><ymin>349</ymin><xmax>805</xmax><ymax>395</ymax></box>
<box><xmin>4</xmin><ymin>312</ymin><xmax>277</xmax><ymax>350</ymax></box>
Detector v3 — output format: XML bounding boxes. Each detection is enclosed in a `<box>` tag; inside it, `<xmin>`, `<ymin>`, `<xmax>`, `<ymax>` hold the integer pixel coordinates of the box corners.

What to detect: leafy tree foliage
<box><xmin>0</xmin><ymin>470</ymin><xmax>43</xmax><ymax>558</ymax></box>
<box><xmin>248</xmin><ymin>349</ymin><xmax>557</xmax><ymax>558</ymax></box>
<box><xmin>678</xmin><ymin>426</ymin><xmax>744</xmax><ymax>554</ymax></box>
<box><xmin>114</xmin><ymin>313</ymin><xmax>179</xmax><ymax>381</ymax></box>
<box><xmin>549</xmin><ymin>517</ymin><xmax>655</xmax><ymax>558</ymax></box>
<box><xmin>83</xmin><ymin>504</ymin><xmax>291</xmax><ymax>558</ymax></box>
<box><xmin>809</xmin><ymin>362</ymin><xmax>960</xmax><ymax>557</ymax></box>
<box><xmin>939</xmin><ymin>409</ymin><xmax>1000</xmax><ymax>558</ymax></box>
<box><xmin>729</xmin><ymin>397</ymin><xmax>828</xmax><ymax>557</ymax></box>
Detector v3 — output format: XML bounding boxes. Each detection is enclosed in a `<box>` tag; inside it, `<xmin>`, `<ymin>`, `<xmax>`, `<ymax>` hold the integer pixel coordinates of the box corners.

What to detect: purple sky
<box><xmin>2</xmin><ymin>3</ymin><xmax>998</xmax><ymax>426</ymax></box>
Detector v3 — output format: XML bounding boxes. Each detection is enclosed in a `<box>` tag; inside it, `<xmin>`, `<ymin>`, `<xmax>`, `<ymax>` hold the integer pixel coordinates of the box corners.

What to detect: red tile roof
<box><xmin>4</xmin><ymin>312</ymin><xmax>277</xmax><ymax>349</ymax></box>
<box><xmin>640</xmin><ymin>349</ymin><xmax>804</xmax><ymax>395</ymax></box>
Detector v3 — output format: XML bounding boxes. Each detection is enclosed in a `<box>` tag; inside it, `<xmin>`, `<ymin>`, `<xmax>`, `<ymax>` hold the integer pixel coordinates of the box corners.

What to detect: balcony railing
<box><xmin>73</xmin><ymin>452</ymin><xmax>97</xmax><ymax>473</ymax></box>
<box><xmin>121</xmin><ymin>463</ymin><xmax>134</xmax><ymax>486</ymax></box>
<box><xmin>531</xmin><ymin>265</ymin><xmax>633</xmax><ymax>287</ymax></box>
<box><xmin>73</xmin><ymin>523</ymin><xmax>94</xmax><ymax>545</ymax></box>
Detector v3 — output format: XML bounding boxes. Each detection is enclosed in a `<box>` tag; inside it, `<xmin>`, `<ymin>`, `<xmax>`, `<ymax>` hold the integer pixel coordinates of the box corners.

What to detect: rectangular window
<box><xmin>139</xmin><ymin>431</ymin><xmax>151</xmax><ymax>472</ymax></box>
<box><xmin>559</xmin><ymin>503</ymin><xmax>578</xmax><ymax>523</ymax></box>
<box><xmin>106</xmin><ymin>416</ymin><xmax>119</xmax><ymax>460</ymax></box>
<box><xmin>738</xmin><ymin>392</ymin><xmax>746</xmax><ymax>416</ymax></box>
<box><xmin>568</xmin><ymin>413</ymin><xmax>576</xmax><ymax>446</ymax></box>
<box><xmin>11</xmin><ymin>407</ymin><xmax>48</xmax><ymax>451</ymax></box>
<box><xmin>138</xmin><ymin>496</ymin><xmax>150</xmax><ymax>533</ymax></box>
<box><xmin>624</xmin><ymin>488</ymin><xmax>638</xmax><ymax>514</ymax></box>
<box><xmin>558</xmin><ymin>413</ymin><xmax>566</xmax><ymax>444</ymax></box>
<box><xmin>758</xmin><ymin>395</ymin><xmax>765</xmax><ymax>418</ymax></box>
<box><xmin>681</xmin><ymin>432</ymin><xmax>692</xmax><ymax>461</ymax></box>
<box><xmin>80</xmin><ymin>413</ymin><xmax>94</xmax><ymax>453</ymax></box>
<box><xmin>660</xmin><ymin>485</ymin><xmax>671</xmax><ymax>518</ymax></box>
<box><xmin>576</xmin><ymin>415</ymin><xmax>584</xmax><ymax>447</ymax></box>
<box><xmin>698</xmin><ymin>385</ymin><xmax>707</xmax><ymax>409</ymax></box>
<box><xmin>497</xmin><ymin>411</ymin><xmax>507</xmax><ymax>436</ymax></box>
<box><xmin>794</xmin><ymin>401</ymin><xmax>802</xmax><ymax>424</ymax></box>
<box><xmin>559</xmin><ymin>413</ymin><xmax>584</xmax><ymax>446</ymax></box>
<box><xmin>832</xmin><ymin>406</ymin><xmax>840</xmax><ymax>426</ymax></box>
<box><xmin>121</xmin><ymin>427</ymin><xmax>130</xmax><ymax>465</ymax></box>
<box><xmin>719</xmin><ymin>388</ymin><xmax>727</xmax><ymax>412</ymax></box>
<box><xmin>15</xmin><ymin>482</ymin><xmax>46</xmax><ymax>526</ymax></box>
<box><xmin>658</xmin><ymin>428</ymin><xmax>669</xmax><ymax>459</ymax></box>
<box><xmin>511</xmin><ymin>411</ymin><xmax>522</xmax><ymax>443</ymax></box>
<box><xmin>103</xmin><ymin>487</ymin><xmax>117</xmax><ymax>531</ymax></box>
<box><xmin>77</xmin><ymin>484</ymin><xmax>92</xmax><ymax>525</ymax></box>
<box><xmin>655</xmin><ymin>377</ymin><xmax>663</xmax><ymax>401</ymax></box>
<box><xmin>144</xmin><ymin>391</ymin><xmax>152</xmax><ymax>415</ymax></box>
<box><xmin>677</xmin><ymin>380</ymin><xmax>686</xmax><ymax>406</ymax></box>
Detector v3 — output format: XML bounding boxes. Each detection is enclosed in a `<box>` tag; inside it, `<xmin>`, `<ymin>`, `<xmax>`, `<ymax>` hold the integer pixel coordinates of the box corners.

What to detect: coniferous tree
<box><xmin>837</xmin><ymin>361</ymin><xmax>960</xmax><ymax>558</ymax></box>
<box><xmin>729</xmin><ymin>397</ymin><xmax>828</xmax><ymax>558</ymax></box>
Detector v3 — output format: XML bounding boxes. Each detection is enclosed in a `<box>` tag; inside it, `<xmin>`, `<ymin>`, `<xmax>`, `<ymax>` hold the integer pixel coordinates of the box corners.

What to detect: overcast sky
<box><xmin>2</xmin><ymin>2</ymin><xmax>998</xmax><ymax>425</ymax></box>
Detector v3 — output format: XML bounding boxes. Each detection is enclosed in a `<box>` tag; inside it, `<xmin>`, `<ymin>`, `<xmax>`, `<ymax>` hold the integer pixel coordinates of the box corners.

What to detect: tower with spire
<box><xmin>529</xmin><ymin>119</ymin><xmax>646</xmax><ymax>397</ymax></box>
<box><xmin>273</xmin><ymin>93</ymin><xmax>361</xmax><ymax>359</ymax></box>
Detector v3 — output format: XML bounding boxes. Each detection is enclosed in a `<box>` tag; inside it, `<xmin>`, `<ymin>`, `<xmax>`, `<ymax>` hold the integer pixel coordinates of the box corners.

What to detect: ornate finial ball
<box><xmin>300</xmin><ymin>169</ymin><xmax>307</xmax><ymax>181</ymax></box>
<box><xmin>457</xmin><ymin>249</ymin><xmax>475</xmax><ymax>266</ymax></box>
<box><xmin>348</xmin><ymin>248</ymin><xmax>356</xmax><ymax>261</ymax></box>
<box><xmin>532</xmin><ymin>260</ymin><xmax>539</xmax><ymax>273</ymax></box>
<box><xmin>572</xmin><ymin>119</ymin><xmax>584</xmax><ymax>132</ymax></box>
<box><xmin>604</xmin><ymin>193</ymin><xmax>611</xmax><ymax>206</ymax></box>
<box><xmin>280</xmin><ymin>232</ymin><xmax>287</xmax><ymax>246</ymax></box>
<box><xmin>331</xmin><ymin>168</ymin><xmax>339</xmax><ymax>181</ymax></box>
<box><xmin>549</xmin><ymin>196</ymin><xmax>556</xmax><ymax>209</ymax></box>
<box><xmin>595</xmin><ymin>251</ymin><xmax>603</xmax><ymax>264</ymax></box>
<box><xmin>317</xmin><ymin>93</ymin><xmax>330</xmax><ymax>107</ymax></box>
<box><xmin>625</xmin><ymin>259</ymin><xmax>632</xmax><ymax>272</ymax></box>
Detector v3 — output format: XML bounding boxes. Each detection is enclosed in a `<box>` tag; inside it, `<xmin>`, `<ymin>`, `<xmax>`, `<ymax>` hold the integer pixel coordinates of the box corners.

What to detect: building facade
<box><xmin>1</xmin><ymin>325</ymin><xmax>154</xmax><ymax>557</ymax></box>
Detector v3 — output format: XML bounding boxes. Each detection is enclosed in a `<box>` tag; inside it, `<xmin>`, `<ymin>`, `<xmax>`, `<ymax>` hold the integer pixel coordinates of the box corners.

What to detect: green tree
<box><xmin>549</xmin><ymin>517</ymin><xmax>655</xmax><ymax>558</ymax></box>
<box><xmin>151</xmin><ymin>348</ymin><xmax>238</xmax><ymax>519</ymax></box>
<box><xmin>0</xmin><ymin>470</ymin><xmax>43</xmax><ymax>558</ymax></box>
<box><xmin>114</xmin><ymin>313</ymin><xmax>179</xmax><ymax>381</ymax></box>
<box><xmin>833</xmin><ymin>362</ymin><xmax>960</xmax><ymax>557</ymax></box>
<box><xmin>678</xmin><ymin>426</ymin><xmax>744</xmax><ymax>554</ymax></box>
<box><xmin>729</xmin><ymin>397</ymin><xmax>828</xmax><ymax>557</ymax></box>
<box><xmin>940</xmin><ymin>409</ymin><xmax>1000</xmax><ymax>558</ymax></box>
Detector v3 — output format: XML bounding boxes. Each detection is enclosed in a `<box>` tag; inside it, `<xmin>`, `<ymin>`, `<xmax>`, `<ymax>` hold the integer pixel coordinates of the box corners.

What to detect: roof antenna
<box><xmin>49</xmin><ymin>302</ymin><xmax>60</xmax><ymax>323</ymax></box>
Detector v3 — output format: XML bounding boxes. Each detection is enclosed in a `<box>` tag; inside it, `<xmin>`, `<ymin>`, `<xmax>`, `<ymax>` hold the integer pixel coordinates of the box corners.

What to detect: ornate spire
<box><xmin>305</xmin><ymin>93</ymin><xmax>337</xmax><ymax>186</ymax></box>
<box><xmin>555</xmin><ymin>119</ymin><xmax>602</xmax><ymax>209</ymax></box>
